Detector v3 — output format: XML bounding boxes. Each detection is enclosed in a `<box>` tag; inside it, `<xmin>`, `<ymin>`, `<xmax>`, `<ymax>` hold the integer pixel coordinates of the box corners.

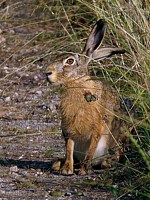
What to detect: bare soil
<box><xmin>0</xmin><ymin>1</ymin><xmax>120</xmax><ymax>199</ymax></box>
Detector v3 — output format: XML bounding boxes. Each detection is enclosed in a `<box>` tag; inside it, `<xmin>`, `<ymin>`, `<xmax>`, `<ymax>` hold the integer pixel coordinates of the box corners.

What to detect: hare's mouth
<box><xmin>46</xmin><ymin>72</ymin><xmax>53</xmax><ymax>83</ymax></box>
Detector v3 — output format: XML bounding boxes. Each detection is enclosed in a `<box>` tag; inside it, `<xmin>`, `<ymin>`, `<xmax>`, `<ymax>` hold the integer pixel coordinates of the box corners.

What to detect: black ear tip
<box><xmin>119</xmin><ymin>49</ymin><xmax>126</xmax><ymax>54</ymax></box>
<box><xmin>97</xmin><ymin>19</ymin><xmax>106</xmax><ymax>23</ymax></box>
<box><xmin>95</xmin><ymin>19</ymin><xmax>107</xmax><ymax>34</ymax></box>
<box><xmin>96</xmin><ymin>19</ymin><xmax>107</xmax><ymax>26</ymax></box>
<box><xmin>111</xmin><ymin>49</ymin><xmax>125</xmax><ymax>56</ymax></box>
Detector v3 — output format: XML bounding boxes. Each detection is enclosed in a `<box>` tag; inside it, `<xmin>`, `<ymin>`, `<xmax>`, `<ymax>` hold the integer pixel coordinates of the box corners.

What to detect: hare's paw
<box><xmin>101</xmin><ymin>150</ymin><xmax>121</xmax><ymax>168</ymax></box>
<box><xmin>101</xmin><ymin>159</ymin><xmax>112</xmax><ymax>168</ymax></box>
<box><xmin>61</xmin><ymin>161</ymin><xmax>74</xmax><ymax>175</ymax></box>
<box><xmin>51</xmin><ymin>160</ymin><xmax>61</xmax><ymax>171</ymax></box>
<box><xmin>78</xmin><ymin>161</ymin><xmax>92</xmax><ymax>175</ymax></box>
<box><xmin>78</xmin><ymin>167</ymin><xmax>87</xmax><ymax>176</ymax></box>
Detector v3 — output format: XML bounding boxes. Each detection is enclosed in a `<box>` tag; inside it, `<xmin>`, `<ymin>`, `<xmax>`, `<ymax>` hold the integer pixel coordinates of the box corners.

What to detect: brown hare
<box><xmin>46</xmin><ymin>19</ymin><xmax>126</xmax><ymax>175</ymax></box>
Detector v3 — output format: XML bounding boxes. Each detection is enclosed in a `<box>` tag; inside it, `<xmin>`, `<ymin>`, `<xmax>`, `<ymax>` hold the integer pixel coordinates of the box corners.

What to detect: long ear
<box><xmin>83</xmin><ymin>19</ymin><xmax>107</xmax><ymax>57</ymax></box>
<box><xmin>92</xmin><ymin>47</ymin><xmax>125</xmax><ymax>60</ymax></box>
<box><xmin>83</xmin><ymin>19</ymin><xmax>125</xmax><ymax>62</ymax></box>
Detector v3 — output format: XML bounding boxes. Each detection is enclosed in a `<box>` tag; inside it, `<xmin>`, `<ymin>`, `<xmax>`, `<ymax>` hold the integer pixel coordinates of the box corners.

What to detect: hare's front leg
<box><xmin>61</xmin><ymin>138</ymin><xmax>74</xmax><ymax>175</ymax></box>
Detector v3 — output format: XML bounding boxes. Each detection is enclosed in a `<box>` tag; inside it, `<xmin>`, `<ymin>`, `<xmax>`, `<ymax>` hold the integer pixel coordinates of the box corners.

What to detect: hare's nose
<box><xmin>46</xmin><ymin>72</ymin><xmax>52</xmax><ymax>76</ymax></box>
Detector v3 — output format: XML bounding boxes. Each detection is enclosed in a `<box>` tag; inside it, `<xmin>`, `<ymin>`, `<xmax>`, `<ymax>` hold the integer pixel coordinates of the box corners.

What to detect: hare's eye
<box><xmin>66</xmin><ymin>58</ymin><xmax>75</xmax><ymax>65</ymax></box>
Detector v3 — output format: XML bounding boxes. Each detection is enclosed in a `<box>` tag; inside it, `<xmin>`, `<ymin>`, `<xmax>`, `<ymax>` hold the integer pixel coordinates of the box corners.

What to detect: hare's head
<box><xmin>46</xmin><ymin>19</ymin><xmax>125</xmax><ymax>84</ymax></box>
<box><xmin>46</xmin><ymin>53</ymin><xmax>87</xmax><ymax>85</ymax></box>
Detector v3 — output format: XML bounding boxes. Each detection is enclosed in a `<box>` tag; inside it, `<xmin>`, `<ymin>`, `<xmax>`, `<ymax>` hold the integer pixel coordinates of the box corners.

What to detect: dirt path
<box><xmin>0</xmin><ymin>131</ymin><xmax>114</xmax><ymax>200</ymax></box>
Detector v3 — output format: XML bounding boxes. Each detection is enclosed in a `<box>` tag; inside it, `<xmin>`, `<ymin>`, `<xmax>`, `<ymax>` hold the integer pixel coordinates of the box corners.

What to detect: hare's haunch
<box><xmin>46</xmin><ymin>19</ymin><xmax>126</xmax><ymax>175</ymax></box>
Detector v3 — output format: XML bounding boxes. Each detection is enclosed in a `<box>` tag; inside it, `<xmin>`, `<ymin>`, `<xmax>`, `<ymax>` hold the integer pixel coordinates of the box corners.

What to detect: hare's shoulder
<box><xmin>94</xmin><ymin>80</ymin><xmax>120</xmax><ymax>111</ymax></box>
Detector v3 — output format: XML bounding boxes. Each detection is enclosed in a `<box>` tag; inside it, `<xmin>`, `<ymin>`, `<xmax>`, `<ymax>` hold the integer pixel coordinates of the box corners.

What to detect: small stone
<box><xmin>9</xmin><ymin>29</ymin><xmax>15</xmax><ymax>34</ymax></box>
<box><xmin>36</xmin><ymin>90</ymin><xmax>42</xmax><ymax>95</ymax></box>
<box><xmin>3</xmin><ymin>66</ymin><xmax>9</xmax><ymax>73</ymax></box>
<box><xmin>35</xmin><ymin>171</ymin><xmax>43</xmax><ymax>176</ymax></box>
<box><xmin>34</xmin><ymin>75</ymin><xmax>38</xmax><ymax>80</ymax></box>
<box><xmin>37</xmin><ymin>65</ymin><xmax>43</xmax><ymax>69</ymax></box>
<box><xmin>11</xmin><ymin>172</ymin><xmax>20</xmax><ymax>179</ymax></box>
<box><xmin>18</xmin><ymin>155</ymin><xmax>24</xmax><ymax>159</ymax></box>
<box><xmin>9</xmin><ymin>166</ymin><xmax>19</xmax><ymax>173</ymax></box>
<box><xmin>0</xmin><ymin>35</ymin><xmax>6</xmax><ymax>43</ymax></box>
<box><xmin>5</xmin><ymin>96</ymin><xmax>11</xmax><ymax>102</ymax></box>
<box><xmin>65</xmin><ymin>192</ymin><xmax>72</xmax><ymax>196</ymax></box>
<box><xmin>14</xmin><ymin>92</ymin><xmax>19</xmax><ymax>97</ymax></box>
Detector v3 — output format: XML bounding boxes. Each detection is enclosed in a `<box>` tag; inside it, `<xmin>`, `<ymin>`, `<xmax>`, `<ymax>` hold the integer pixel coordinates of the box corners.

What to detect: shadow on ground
<box><xmin>0</xmin><ymin>158</ymin><xmax>52</xmax><ymax>172</ymax></box>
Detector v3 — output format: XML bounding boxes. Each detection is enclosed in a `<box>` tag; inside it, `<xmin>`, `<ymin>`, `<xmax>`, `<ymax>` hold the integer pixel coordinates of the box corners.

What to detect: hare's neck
<box><xmin>60</xmin><ymin>80</ymin><xmax>84</xmax><ymax>110</ymax></box>
<box><xmin>61</xmin><ymin>81</ymin><xmax>86</xmax><ymax>106</ymax></box>
<box><xmin>63</xmin><ymin>76</ymin><xmax>99</xmax><ymax>91</ymax></box>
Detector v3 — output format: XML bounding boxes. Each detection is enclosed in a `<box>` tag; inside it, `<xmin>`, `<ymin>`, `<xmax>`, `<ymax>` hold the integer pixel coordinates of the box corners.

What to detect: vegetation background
<box><xmin>0</xmin><ymin>0</ymin><xmax>149</xmax><ymax>199</ymax></box>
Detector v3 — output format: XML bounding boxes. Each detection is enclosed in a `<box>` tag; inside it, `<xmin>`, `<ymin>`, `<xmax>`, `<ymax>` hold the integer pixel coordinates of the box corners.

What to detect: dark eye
<box><xmin>66</xmin><ymin>58</ymin><xmax>74</xmax><ymax>65</ymax></box>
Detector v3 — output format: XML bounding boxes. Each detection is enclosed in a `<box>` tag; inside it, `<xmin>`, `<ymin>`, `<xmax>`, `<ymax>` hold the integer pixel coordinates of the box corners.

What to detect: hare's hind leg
<box><xmin>79</xmin><ymin>131</ymin><xmax>102</xmax><ymax>175</ymax></box>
